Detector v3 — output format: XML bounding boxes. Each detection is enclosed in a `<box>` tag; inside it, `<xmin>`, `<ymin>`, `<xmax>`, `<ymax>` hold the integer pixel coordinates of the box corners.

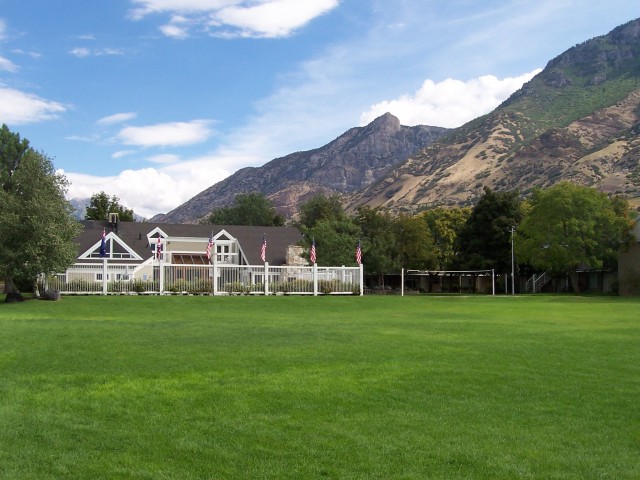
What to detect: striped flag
<box><xmin>260</xmin><ymin>234</ymin><xmax>267</xmax><ymax>262</ymax></box>
<box><xmin>156</xmin><ymin>236</ymin><xmax>162</xmax><ymax>260</ymax></box>
<box><xmin>99</xmin><ymin>228</ymin><xmax>107</xmax><ymax>258</ymax></box>
<box><xmin>310</xmin><ymin>237</ymin><xmax>316</xmax><ymax>264</ymax></box>
<box><xmin>206</xmin><ymin>232</ymin><xmax>214</xmax><ymax>260</ymax></box>
<box><xmin>355</xmin><ymin>240</ymin><xmax>362</xmax><ymax>265</ymax></box>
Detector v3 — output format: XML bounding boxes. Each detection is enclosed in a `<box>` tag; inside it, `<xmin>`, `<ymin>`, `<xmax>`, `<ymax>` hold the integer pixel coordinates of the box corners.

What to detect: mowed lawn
<box><xmin>0</xmin><ymin>295</ymin><xmax>638</xmax><ymax>479</ymax></box>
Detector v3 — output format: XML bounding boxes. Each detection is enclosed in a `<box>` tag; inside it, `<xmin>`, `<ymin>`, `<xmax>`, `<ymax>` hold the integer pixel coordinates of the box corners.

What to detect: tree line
<box><xmin>1</xmin><ymin>123</ymin><xmax>636</xmax><ymax>300</ymax></box>
<box><xmin>205</xmin><ymin>187</ymin><xmax>636</xmax><ymax>293</ymax></box>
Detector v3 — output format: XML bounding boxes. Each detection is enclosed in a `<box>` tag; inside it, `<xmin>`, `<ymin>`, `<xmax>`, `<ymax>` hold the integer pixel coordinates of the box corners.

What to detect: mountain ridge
<box><xmin>154</xmin><ymin>17</ymin><xmax>640</xmax><ymax>223</ymax></box>
<box><xmin>348</xmin><ymin>17</ymin><xmax>640</xmax><ymax>212</ymax></box>
<box><xmin>152</xmin><ymin>112</ymin><xmax>449</xmax><ymax>222</ymax></box>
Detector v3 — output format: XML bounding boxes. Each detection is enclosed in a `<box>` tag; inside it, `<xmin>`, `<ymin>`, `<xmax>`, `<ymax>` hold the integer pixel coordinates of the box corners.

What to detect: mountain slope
<box><xmin>349</xmin><ymin>18</ymin><xmax>640</xmax><ymax>212</ymax></box>
<box><xmin>153</xmin><ymin>113</ymin><xmax>448</xmax><ymax>223</ymax></box>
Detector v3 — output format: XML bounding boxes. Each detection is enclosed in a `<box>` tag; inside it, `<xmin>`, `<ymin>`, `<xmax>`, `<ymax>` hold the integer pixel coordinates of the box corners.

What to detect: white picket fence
<box><xmin>44</xmin><ymin>262</ymin><xmax>364</xmax><ymax>296</ymax></box>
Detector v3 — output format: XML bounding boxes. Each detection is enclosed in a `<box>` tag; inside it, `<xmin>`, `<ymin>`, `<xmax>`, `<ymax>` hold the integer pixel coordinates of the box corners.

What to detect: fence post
<box><xmin>492</xmin><ymin>269</ymin><xmax>495</xmax><ymax>296</ymax></box>
<box><xmin>359</xmin><ymin>263</ymin><xmax>364</xmax><ymax>296</ymax></box>
<box><xmin>159</xmin><ymin>258</ymin><xmax>164</xmax><ymax>294</ymax></box>
<box><xmin>313</xmin><ymin>263</ymin><xmax>318</xmax><ymax>296</ymax></box>
<box><xmin>264</xmin><ymin>262</ymin><xmax>269</xmax><ymax>296</ymax></box>
<box><xmin>102</xmin><ymin>257</ymin><xmax>108</xmax><ymax>295</ymax></box>
<box><xmin>213</xmin><ymin>257</ymin><xmax>218</xmax><ymax>296</ymax></box>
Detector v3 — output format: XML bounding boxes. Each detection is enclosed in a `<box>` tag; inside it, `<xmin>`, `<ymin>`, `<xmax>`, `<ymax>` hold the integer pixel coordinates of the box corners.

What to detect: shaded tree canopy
<box><xmin>354</xmin><ymin>206</ymin><xmax>396</xmax><ymax>276</ymax></box>
<box><xmin>206</xmin><ymin>192</ymin><xmax>284</xmax><ymax>227</ymax></box>
<box><xmin>420</xmin><ymin>207</ymin><xmax>471</xmax><ymax>270</ymax></box>
<box><xmin>297</xmin><ymin>194</ymin><xmax>346</xmax><ymax>229</ymax></box>
<box><xmin>85</xmin><ymin>191</ymin><xmax>135</xmax><ymax>222</ymax></box>
<box><xmin>302</xmin><ymin>217</ymin><xmax>361</xmax><ymax>266</ymax></box>
<box><xmin>0</xmin><ymin>125</ymin><xmax>81</xmax><ymax>299</ymax></box>
<box><xmin>394</xmin><ymin>213</ymin><xmax>438</xmax><ymax>271</ymax></box>
<box><xmin>454</xmin><ymin>187</ymin><xmax>523</xmax><ymax>273</ymax></box>
<box><xmin>515</xmin><ymin>182</ymin><xmax>635</xmax><ymax>293</ymax></box>
<box><xmin>0</xmin><ymin>124</ymin><xmax>30</xmax><ymax>192</ymax></box>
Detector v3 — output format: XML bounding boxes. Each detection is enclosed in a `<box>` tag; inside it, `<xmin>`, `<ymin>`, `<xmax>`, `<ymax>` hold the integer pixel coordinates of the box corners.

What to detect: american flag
<box><xmin>260</xmin><ymin>234</ymin><xmax>267</xmax><ymax>262</ymax></box>
<box><xmin>99</xmin><ymin>228</ymin><xmax>107</xmax><ymax>258</ymax></box>
<box><xmin>310</xmin><ymin>238</ymin><xmax>316</xmax><ymax>264</ymax></box>
<box><xmin>355</xmin><ymin>240</ymin><xmax>362</xmax><ymax>265</ymax></box>
<box><xmin>156</xmin><ymin>236</ymin><xmax>162</xmax><ymax>260</ymax></box>
<box><xmin>206</xmin><ymin>232</ymin><xmax>214</xmax><ymax>261</ymax></box>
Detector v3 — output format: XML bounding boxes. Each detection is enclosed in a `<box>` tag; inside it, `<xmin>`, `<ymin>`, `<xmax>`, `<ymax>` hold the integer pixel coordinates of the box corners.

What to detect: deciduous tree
<box><xmin>0</xmin><ymin>125</ymin><xmax>81</xmax><ymax>300</ymax></box>
<box><xmin>420</xmin><ymin>207</ymin><xmax>471</xmax><ymax>270</ymax></box>
<box><xmin>297</xmin><ymin>194</ymin><xmax>346</xmax><ymax>229</ymax></box>
<box><xmin>207</xmin><ymin>192</ymin><xmax>284</xmax><ymax>226</ymax></box>
<box><xmin>515</xmin><ymin>182</ymin><xmax>634</xmax><ymax>293</ymax></box>
<box><xmin>454</xmin><ymin>188</ymin><xmax>523</xmax><ymax>273</ymax></box>
<box><xmin>85</xmin><ymin>191</ymin><xmax>135</xmax><ymax>222</ymax></box>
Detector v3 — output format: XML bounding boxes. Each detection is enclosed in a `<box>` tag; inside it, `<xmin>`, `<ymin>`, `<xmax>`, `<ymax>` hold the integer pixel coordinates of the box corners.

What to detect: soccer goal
<box><xmin>401</xmin><ymin>268</ymin><xmax>495</xmax><ymax>296</ymax></box>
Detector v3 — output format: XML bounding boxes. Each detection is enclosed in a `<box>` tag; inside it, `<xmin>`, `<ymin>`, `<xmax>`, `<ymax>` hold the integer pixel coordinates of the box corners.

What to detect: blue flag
<box><xmin>99</xmin><ymin>228</ymin><xmax>107</xmax><ymax>258</ymax></box>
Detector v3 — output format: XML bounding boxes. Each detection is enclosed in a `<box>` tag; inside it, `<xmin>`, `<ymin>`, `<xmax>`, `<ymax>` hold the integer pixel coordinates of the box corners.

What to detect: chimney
<box><xmin>108</xmin><ymin>213</ymin><xmax>119</xmax><ymax>234</ymax></box>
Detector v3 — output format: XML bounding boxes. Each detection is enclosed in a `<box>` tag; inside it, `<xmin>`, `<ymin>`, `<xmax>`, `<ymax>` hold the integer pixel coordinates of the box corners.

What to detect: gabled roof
<box><xmin>77</xmin><ymin>221</ymin><xmax>303</xmax><ymax>265</ymax></box>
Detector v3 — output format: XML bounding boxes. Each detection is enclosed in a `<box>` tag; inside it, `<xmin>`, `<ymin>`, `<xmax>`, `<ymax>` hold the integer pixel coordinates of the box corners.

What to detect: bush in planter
<box><xmin>318</xmin><ymin>281</ymin><xmax>333</xmax><ymax>295</ymax></box>
<box><xmin>224</xmin><ymin>282</ymin><xmax>250</xmax><ymax>294</ymax></box>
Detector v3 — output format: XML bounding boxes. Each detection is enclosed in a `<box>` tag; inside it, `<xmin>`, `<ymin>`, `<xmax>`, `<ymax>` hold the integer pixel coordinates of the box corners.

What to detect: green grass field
<box><xmin>1</xmin><ymin>295</ymin><xmax>639</xmax><ymax>479</ymax></box>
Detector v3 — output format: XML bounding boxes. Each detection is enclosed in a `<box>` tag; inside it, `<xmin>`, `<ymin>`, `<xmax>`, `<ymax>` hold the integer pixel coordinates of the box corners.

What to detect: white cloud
<box><xmin>11</xmin><ymin>49</ymin><xmax>42</xmax><ymax>59</ymax></box>
<box><xmin>160</xmin><ymin>23</ymin><xmax>190</xmax><ymax>38</ymax></box>
<box><xmin>64</xmin><ymin>157</ymin><xmax>231</xmax><ymax>218</ymax></box>
<box><xmin>116</xmin><ymin>120</ymin><xmax>215</xmax><ymax>147</ymax></box>
<box><xmin>97</xmin><ymin>112</ymin><xmax>137</xmax><ymax>126</ymax></box>
<box><xmin>69</xmin><ymin>47</ymin><xmax>91</xmax><ymax>58</ymax></box>
<box><xmin>0</xmin><ymin>86</ymin><xmax>66</xmax><ymax>124</ymax></box>
<box><xmin>129</xmin><ymin>0</ymin><xmax>339</xmax><ymax>38</ymax></box>
<box><xmin>69</xmin><ymin>47</ymin><xmax>125</xmax><ymax>57</ymax></box>
<box><xmin>213</xmin><ymin>0</ymin><xmax>339</xmax><ymax>38</ymax></box>
<box><xmin>112</xmin><ymin>150</ymin><xmax>137</xmax><ymax>159</ymax></box>
<box><xmin>0</xmin><ymin>56</ymin><xmax>19</xmax><ymax>72</ymax></box>
<box><xmin>359</xmin><ymin>69</ymin><xmax>543</xmax><ymax>128</ymax></box>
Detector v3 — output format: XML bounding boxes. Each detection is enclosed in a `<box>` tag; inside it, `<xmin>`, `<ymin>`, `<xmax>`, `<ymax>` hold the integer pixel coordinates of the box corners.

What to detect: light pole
<box><xmin>510</xmin><ymin>226</ymin><xmax>515</xmax><ymax>295</ymax></box>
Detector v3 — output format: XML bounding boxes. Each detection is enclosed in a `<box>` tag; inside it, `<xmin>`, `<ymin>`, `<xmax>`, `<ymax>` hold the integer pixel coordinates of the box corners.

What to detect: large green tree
<box><xmin>297</xmin><ymin>194</ymin><xmax>346</xmax><ymax>229</ymax></box>
<box><xmin>394</xmin><ymin>213</ymin><xmax>438</xmax><ymax>271</ymax></box>
<box><xmin>515</xmin><ymin>182</ymin><xmax>634</xmax><ymax>293</ymax></box>
<box><xmin>207</xmin><ymin>192</ymin><xmax>284</xmax><ymax>226</ymax></box>
<box><xmin>85</xmin><ymin>191</ymin><xmax>135</xmax><ymax>222</ymax></box>
<box><xmin>354</xmin><ymin>206</ymin><xmax>397</xmax><ymax>280</ymax></box>
<box><xmin>420</xmin><ymin>207</ymin><xmax>471</xmax><ymax>270</ymax></box>
<box><xmin>0</xmin><ymin>125</ymin><xmax>81</xmax><ymax>300</ymax></box>
<box><xmin>454</xmin><ymin>188</ymin><xmax>523</xmax><ymax>273</ymax></box>
<box><xmin>303</xmin><ymin>217</ymin><xmax>360</xmax><ymax>266</ymax></box>
<box><xmin>297</xmin><ymin>194</ymin><xmax>359</xmax><ymax>266</ymax></box>
<box><xmin>0</xmin><ymin>124</ymin><xmax>30</xmax><ymax>193</ymax></box>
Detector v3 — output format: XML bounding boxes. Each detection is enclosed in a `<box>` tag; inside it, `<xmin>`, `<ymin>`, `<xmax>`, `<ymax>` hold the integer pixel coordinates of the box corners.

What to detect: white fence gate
<box><xmin>45</xmin><ymin>262</ymin><xmax>364</xmax><ymax>296</ymax></box>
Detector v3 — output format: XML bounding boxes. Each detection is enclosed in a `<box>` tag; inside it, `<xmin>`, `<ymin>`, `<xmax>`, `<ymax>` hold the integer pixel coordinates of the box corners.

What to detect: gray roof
<box><xmin>77</xmin><ymin>220</ymin><xmax>303</xmax><ymax>265</ymax></box>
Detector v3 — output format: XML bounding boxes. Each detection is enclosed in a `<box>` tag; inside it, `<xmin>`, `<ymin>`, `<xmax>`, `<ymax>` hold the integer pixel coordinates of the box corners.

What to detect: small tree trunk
<box><xmin>568</xmin><ymin>271</ymin><xmax>581</xmax><ymax>294</ymax></box>
<box><xmin>4</xmin><ymin>277</ymin><xmax>25</xmax><ymax>303</ymax></box>
<box><xmin>32</xmin><ymin>278</ymin><xmax>41</xmax><ymax>299</ymax></box>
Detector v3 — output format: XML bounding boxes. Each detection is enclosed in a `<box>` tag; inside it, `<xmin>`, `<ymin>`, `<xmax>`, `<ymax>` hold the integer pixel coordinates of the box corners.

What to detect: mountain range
<box><xmin>153</xmin><ymin>17</ymin><xmax>640</xmax><ymax>223</ymax></box>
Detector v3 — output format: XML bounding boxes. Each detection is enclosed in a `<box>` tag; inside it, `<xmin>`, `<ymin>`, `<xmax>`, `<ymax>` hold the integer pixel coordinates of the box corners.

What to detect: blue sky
<box><xmin>1</xmin><ymin>1</ymin><xmax>638</xmax><ymax>218</ymax></box>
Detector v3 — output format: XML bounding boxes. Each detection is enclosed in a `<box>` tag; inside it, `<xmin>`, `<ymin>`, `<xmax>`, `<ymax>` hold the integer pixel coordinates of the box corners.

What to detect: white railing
<box><xmin>43</xmin><ymin>262</ymin><xmax>364</xmax><ymax>296</ymax></box>
<box><xmin>525</xmin><ymin>272</ymin><xmax>552</xmax><ymax>293</ymax></box>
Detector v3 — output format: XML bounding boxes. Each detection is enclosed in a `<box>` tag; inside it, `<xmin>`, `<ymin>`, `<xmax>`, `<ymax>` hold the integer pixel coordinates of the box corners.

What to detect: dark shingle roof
<box><xmin>77</xmin><ymin>221</ymin><xmax>303</xmax><ymax>265</ymax></box>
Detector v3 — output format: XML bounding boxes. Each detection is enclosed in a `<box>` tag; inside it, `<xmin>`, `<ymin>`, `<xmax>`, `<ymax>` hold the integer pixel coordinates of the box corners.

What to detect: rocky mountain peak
<box><xmin>152</xmin><ymin>113</ymin><xmax>449</xmax><ymax>223</ymax></box>
<box><xmin>364</xmin><ymin>112</ymin><xmax>402</xmax><ymax>134</ymax></box>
